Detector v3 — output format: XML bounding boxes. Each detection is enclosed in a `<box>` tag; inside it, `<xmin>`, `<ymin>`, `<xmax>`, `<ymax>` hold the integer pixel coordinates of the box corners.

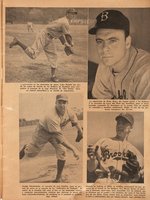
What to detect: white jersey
<box><xmin>45</xmin><ymin>16</ymin><xmax>70</xmax><ymax>39</ymax></box>
<box><xmin>94</xmin><ymin>137</ymin><xmax>144</xmax><ymax>172</ymax></box>
<box><xmin>39</xmin><ymin>107</ymin><xmax>78</xmax><ymax>133</ymax></box>
<box><xmin>92</xmin><ymin>47</ymin><xmax>150</xmax><ymax>99</ymax></box>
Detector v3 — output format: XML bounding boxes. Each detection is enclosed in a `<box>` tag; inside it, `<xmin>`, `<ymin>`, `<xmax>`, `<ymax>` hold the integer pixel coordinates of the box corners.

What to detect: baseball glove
<box><xmin>75</xmin><ymin>129</ymin><xmax>83</xmax><ymax>142</ymax></box>
<box><xmin>122</xmin><ymin>150</ymin><xmax>141</xmax><ymax>182</ymax></box>
<box><xmin>64</xmin><ymin>45</ymin><xmax>74</xmax><ymax>56</ymax></box>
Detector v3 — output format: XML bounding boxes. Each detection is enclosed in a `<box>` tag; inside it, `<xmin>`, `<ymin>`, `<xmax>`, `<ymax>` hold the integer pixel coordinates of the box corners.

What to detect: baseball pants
<box><xmin>25</xmin><ymin>30</ymin><xmax>58</xmax><ymax>68</ymax></box>
<box><xmin>24</xmin><ymin>124</ymin><xmax>66</xmax><ymax>160</ymax></box>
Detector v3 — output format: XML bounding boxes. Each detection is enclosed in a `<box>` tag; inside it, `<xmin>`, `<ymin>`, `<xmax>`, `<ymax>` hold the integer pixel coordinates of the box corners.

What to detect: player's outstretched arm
<box><xmin>54</xmin><ymin>132</ymin><xmax>79</xmax><ymax>160</ymax></box>
<box><xmin>61</xmin><ymin>140</ymin><xmax>80</xmax><ymax>160</ymax></box>
<box><xmin>59</xmin><ymin>35</ymin><xmax>68</xmax><ymax>46</ymax></box>
<box><xmin>74</xmin><ymin>124</ymin><xmax>83</xmax><ymax>142</ymax></box>
<box><xmin>59</xmin><ymin>35</ymin><xmax>74</xmax><ymax>56</ymax></box>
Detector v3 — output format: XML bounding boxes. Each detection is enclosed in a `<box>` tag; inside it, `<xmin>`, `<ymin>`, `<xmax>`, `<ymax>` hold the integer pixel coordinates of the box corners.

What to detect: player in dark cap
<box><xmin>89</xmin><ymin>9</ymin><xmax>150</xmax><ymax>99</ymax></box>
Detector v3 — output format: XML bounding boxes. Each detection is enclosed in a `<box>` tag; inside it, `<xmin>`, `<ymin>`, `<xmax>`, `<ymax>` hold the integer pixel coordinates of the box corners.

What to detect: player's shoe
<box><xmin>9</xmin><ymin>37</ymin><xmax>18</xmax><ymax>48</ymax></box>
<box><xmin>52</xmin><ymin>178</ymin><xmax>62</xmax><ymax>183</ymax></box>
<box><xmin>51</xmin><ymin>76</ymin><xmax>59</xmax><ymax>82</ymax></box>
<box><xmin>19</xmin><ymin>145</ymin><xmax>26</xmax><ymax>159</ymax></box>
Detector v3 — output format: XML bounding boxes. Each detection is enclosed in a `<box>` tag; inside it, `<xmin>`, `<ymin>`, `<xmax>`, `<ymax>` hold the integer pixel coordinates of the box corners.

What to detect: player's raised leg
<box><xmin>19</xmin><ymin>144</ymin><xmax>27</xmax><ymax>159</ymax></box>
<box><xmin>9</xmin><ymin>30</ymin><xmax>46</xmax><ymax>60</ymax></box>
<box><xmin>19</xmin><ymin>124</ymin><xmax>50</xmax><ymax>159</ymax></box>
<box><xmin>9</xmin><ymin>36</ymin><xmax>38</xmax><ymax>59</ymax></box>
<box><xmin>9</xmin><ymin>37</ymin><xmax>27</xmax><ymax>50</ymax></box>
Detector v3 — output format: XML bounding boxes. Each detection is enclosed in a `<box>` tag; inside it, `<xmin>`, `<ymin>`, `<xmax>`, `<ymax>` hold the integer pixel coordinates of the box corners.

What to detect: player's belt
<box><xmin>38</xmin><ymin>123</ymin><xmax>54</xmax><ymax>134</ymax></box>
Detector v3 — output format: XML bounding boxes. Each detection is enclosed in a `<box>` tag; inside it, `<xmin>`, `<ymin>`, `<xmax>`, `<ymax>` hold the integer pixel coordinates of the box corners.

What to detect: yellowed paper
<box><xmin>2</xmin><ymin>0</ymin><xmax>150</xmax><ymax>200</ymax></box>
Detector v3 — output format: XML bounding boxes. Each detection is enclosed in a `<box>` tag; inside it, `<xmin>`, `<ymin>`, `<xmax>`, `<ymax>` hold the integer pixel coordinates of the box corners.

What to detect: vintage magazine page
<box><xmin>1</xmin><ymin>0</ymin><xmax>150</xmax><ymax>200</ymax></box>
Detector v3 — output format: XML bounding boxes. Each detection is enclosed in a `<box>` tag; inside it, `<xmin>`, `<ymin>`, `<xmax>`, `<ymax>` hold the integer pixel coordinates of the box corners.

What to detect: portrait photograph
<box><xmin>88</xmin><ymin>8</ymin><xmax>150</xmax><ymax>99</ymax></box>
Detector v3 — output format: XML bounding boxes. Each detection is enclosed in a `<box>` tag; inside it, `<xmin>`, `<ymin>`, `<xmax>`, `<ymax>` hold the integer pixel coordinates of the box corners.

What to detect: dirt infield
<box><xmin>20</xmin><ymin>124</ymin><xmax>83</xmax><ymax>183</ymax></box>
<box><xmin>5</xmin><ymin>24</ymin><xmax>87</xmax><ymax>82</ymax></box>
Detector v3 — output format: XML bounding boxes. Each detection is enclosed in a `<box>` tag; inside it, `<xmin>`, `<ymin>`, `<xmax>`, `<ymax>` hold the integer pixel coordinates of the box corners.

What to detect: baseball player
<box><xmin>89</xmin><ymin>10</ymin><xmax>150</xmax><ymax>99</ymax></box>
<box><xmin>9</xmin><ymin>8</ymin><xmax>77</xmax><ymax>82</ymax></box>
<box><xmin>27</xmin><ymin>22</ymin><xmax>34</xmax><ymax>32</ymax></box>
<box><xmin>19</xmin><ymin>94</ymin><xmax>83</xmax><ymax>183</ymax></box>
<box><xmin>87</xmin><ymin>113</ymin><xmax>144</xmax><ymax>183</ymax></box>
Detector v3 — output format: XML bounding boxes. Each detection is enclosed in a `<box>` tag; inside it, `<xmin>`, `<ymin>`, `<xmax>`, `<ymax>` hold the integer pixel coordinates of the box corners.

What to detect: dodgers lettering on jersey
<box><xmin>92</xmin><ymin>47</ymin><xmax>150</xmax><ymax>99</ymax></box>
<box><xmin>94</xmin><ymin>137</ymin><xmax>144</xmax><ymax>172</ymax></box>
<box><xmin>101</xmin><ymin>149</ymin><xmax>128</xmax><ymax>161</ymax></box>
<box><xmin>39</xmin><ymin>107</ymin><xmax>78</xmax><ymax>133</ymax></box>
<box><xmin>45</xmin><ymin>16</ymin><xmax>70</xmax><ymax>39</ymax></box>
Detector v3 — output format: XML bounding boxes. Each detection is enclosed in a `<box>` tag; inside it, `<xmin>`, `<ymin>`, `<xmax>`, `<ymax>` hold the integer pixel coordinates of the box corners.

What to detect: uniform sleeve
<box><xmin>40</xmin><ymin>114</ymin><xmax>61</xmax><ymax>133</ymax></box>
<box><xmin>129</xmin><ymin>66</ymin><xmax>150</xmax><ymax>99</ymax></box>
<box><xmin>67</xmin><ymin>109</ymin><xmax>78</xmax><ymax>125</ymax></box>
<box><xmin>92</xmin><ymin>65</ymin><xmax>114</xmax><ymax>99</ymax></box>
<box><xmin>62</xmin><ymin>21</ymin><xmax>70</xmax><ymax>35</ymax></box>
<box><xmin>46</xmin><ymin>117</ymin><xmax>61</xmax><ymax>132</ymax></box>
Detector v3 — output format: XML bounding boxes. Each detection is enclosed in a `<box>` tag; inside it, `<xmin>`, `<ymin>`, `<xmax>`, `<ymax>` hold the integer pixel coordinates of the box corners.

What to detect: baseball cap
<box><xmin>115</xmin><ymin>113</ymin><xmax>134</xmax><ymax>127</ymax></box>
<box><xmin>56</xmin><ymin>94</ymin><xmax>68</xmax><ymax>102</ymax></box>
<box><xmin>89</xmin><ymin>10</ymin><xmax>130</xmax><ymax>36</ymax></box>
<box><xmin>66</xmin><ymin>8</ymin><xmax>78</xmax><ymax>14</ymax></box>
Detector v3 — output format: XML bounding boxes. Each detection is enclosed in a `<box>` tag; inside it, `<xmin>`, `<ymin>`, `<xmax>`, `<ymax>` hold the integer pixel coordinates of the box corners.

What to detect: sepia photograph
<box><xmin>5</xmin><ymin>7</ymin><xmax>88</xmax><ymax>82</ymax></box>
<box><xmin>2</xmin><ymin>1</ymin><xmax>150</xmax><ymax>199</ymax></box>
<box><xmin>87</xmin><ymin>112</ymin><xmax>144</xmax><ymax>183</ymax></box>
<box><xmin>88</xmin><ymin>8</ymin><xmax>150</xmax><ymax>99</ymax></box>
<box><xmin>19</xmin><ymin>93</ymin><xmax>83</xmax><ymax>183</ymax></box>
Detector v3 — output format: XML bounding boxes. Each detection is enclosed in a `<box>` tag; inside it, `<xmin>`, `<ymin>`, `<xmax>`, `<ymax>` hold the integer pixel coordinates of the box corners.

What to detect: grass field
<box><xmin>19</xmin><ymin>123</ymin><xmax>83</xmax><ymax>183</ymax></box>
<box><xmin>5</xmin><ymin>24</ymin><xmax>87</xmax><ymax>82</ymax></box>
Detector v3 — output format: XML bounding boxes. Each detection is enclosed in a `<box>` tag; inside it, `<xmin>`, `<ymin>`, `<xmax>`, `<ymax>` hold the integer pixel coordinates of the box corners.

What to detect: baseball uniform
<box><xmin>92</xmin><ymin>46</ymin><xmax>150</xmax><ymax>99</ymax></box>
<box><xmin>25</xmin><ymin>107</ymin><xmax>78</xmax><ymax>160</ymax></box>
<box><xmin>25</xmin><ymin>16</ymin><xmax>71</xmax><ymax>68</ymax></box>
<box><xmin>88</xmin><ymin>137</ymin><xmax>143</xmax><ymax>183</ymax></box>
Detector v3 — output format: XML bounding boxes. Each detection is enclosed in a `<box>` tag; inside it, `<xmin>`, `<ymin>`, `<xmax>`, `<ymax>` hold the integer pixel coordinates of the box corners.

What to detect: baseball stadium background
<box><xmin>5</xmin><ymin>8</ymin><xmax>88</xmax><ymax>82</ymax></box>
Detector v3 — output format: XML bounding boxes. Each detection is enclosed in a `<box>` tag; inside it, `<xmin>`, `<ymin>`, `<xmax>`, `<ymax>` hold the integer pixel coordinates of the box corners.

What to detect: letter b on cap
<box><xmin>101</xmin><ymin>11</ymin><xmax>109</xmax><ymax>22</ymax></box>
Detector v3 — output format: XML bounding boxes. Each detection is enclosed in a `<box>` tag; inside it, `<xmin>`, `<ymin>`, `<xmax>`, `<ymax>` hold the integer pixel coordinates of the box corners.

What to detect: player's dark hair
<box><xmin>124</xmin><ymin>29</ymin><xmax>129</xmax><ymax>38</ymax></box>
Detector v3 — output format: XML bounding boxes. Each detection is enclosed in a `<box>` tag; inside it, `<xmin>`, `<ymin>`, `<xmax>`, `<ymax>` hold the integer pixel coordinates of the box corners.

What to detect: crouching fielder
<box><xmin>20</xmin><ymin>94</ymin><xmax>83</xmax><ymax>183</ymax></box>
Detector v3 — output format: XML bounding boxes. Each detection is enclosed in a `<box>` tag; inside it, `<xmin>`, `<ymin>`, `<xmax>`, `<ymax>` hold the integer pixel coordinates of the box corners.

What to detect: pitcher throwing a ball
<box><xmin>20</xmin><ymin>94</ymin><xmax>83</xmax><ymax>183</ymax></box>
<box><xmin>10</xmin><ymin>8</ymin><xmax>77</xmax><ymax>82</ymax></box>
